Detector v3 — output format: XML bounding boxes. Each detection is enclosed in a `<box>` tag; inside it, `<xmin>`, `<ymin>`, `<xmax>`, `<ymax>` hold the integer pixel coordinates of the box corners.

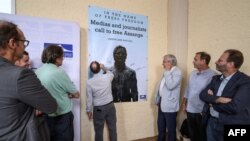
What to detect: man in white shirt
<box><xmin>86</xmin><ymin>61</ymin><xmax>117</xmax><ymax>141</ymax></box>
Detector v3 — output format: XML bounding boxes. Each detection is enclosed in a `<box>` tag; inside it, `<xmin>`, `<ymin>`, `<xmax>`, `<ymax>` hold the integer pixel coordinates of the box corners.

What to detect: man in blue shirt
<box><xmin>182</xmin><ymin>52</ymin><xmax>217</xmax><ymax>141</ymax></box>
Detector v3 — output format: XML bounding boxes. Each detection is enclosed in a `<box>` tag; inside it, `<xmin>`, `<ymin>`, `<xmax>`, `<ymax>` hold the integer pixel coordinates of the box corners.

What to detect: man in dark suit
<box><xmin>0</xmin><ymin>20</ymin><xmax>57</xmax><ymax>141</ymax></box>
<box><xmin>200</xmin><ymin>49</ymin><xmax>250</xmax><ymax>141</ymax></box>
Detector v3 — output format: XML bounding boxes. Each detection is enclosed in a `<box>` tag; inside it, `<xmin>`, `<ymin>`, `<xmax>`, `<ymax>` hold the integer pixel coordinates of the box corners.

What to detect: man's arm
<box><xmin>86</xmin><ymin>82</ymin><xmax>93</xmax><ymax>120</ymax></box>
<box><xmin>181</xmin><ymin>98</ymin><xmax>187</xmax><ymax>112</ymax></box>
<box><xmin>130</xmin><ymin>71</ymin><xmax>138</xmax><ymax>101</ymax></box>
<box><xmin>68</xmin><ymin>92</ymin><xmax>80</xmax><ymax>98</ymax></box>
<box><xmin>17</xmin><ymin>69</ymin><xmax>57</xmax><ymax>114</ymax></box>
<box><xmin>199</xmin><ymin>76</ymin><xmax>219</xmax><ymax>104</ymax></box>
<box><xmin>58</xmin><ymin>69</ymin><xmax>80</xmax><ymax>99</ymax></box>
<box><xmin>213</xmin><ymin>81</ymin><xmax>250</xmax><ymax>114</ymax></box>
<box><xmin>164</xmin><ymin>69</ymin><xmax>182</xmax><ymax>90</ymax></box>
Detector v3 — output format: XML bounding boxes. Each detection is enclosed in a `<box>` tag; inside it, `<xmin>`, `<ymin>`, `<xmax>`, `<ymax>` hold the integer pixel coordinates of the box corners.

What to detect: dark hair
<box><xmin>41</xmin><ymin>45</ymin><xmax>63</xmax><ymax>64</ymax></box>
<box><xmin>23</xmin><ymin>50</ymin><xmax>29</xmax><ymax>56</ymax></box>
<box><xmin>196</xmin><ymin>52</ymin><xmax>211</xmax><ymax>65</ymax></box>
<box><xmin>113</xmin><ymin>45</ymin><xmax>127</xmax><ymax>57</ymax></box>
<box><xmin>89</xmin><ymin>61</ymin><xmax>100</xmax><ymax>74</ymax></box>
<box><xmin>0</xmin><ymin>20</ymin><xmax>21</xmax><ymax>49</ymax></box>
<box><xmin>224</xmin><ymin>49</ymin><xmax>244</xmax><ymax>69</ymax></box>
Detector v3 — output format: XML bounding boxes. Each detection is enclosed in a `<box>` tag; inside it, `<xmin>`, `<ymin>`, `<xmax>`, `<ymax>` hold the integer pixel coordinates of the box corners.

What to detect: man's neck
<box><xmin>197</xmin><ymin>65</ymin><xmax>209</xmax><ymax>72</ymax></box>
<box><xmin>115</xmin><ymin>62</ymin><xmax>126</xmax><ymax>72</ymax></box>
<box><xmin>0</xmin><ymin>50</ymin><xmax>15</xmax><ymax>64</ymax></box>
<box><xmin>223</xmin><ymin>69</ymin><xmax>237</xmax><ymax>77</ymax></box>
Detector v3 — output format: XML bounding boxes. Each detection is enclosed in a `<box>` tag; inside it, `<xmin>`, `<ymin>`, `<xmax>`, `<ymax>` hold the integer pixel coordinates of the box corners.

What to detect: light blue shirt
<box><xmin>184</xmin><ymin>68</ymin><xmax>217</xmax><ymax>113</ymax></box>
<box><xmin>210</xmin><ymin>74</ymin><xmax>234</xmax><ymax>118</ymax></box>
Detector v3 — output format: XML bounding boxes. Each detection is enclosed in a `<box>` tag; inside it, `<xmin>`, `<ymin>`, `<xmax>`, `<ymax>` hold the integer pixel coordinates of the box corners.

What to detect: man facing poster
<box><xmin>110</xmin><ymin>45</ymin><xmax>138</xmax><ymax>102</ymax></box>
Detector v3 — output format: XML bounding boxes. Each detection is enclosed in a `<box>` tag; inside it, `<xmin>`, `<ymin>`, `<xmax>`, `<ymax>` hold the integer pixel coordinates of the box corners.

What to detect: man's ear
<box><xmin>8</xmin><ymin>38</ymin><xmax>16</xmax><ymax>49</ymax></box>
<box><xmin>227</xmin><ymin>61</ymin><xmax>235</xmax><ymax>68</ymax></box>
<box><xmin>201</xmin><ymin>59</ymin><xmax>206</xmax><ymax>64</ymax></box>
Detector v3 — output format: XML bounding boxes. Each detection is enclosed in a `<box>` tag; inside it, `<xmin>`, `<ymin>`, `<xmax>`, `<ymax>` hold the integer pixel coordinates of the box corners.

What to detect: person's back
<box><xmin>0</xmin><ymin>20</ymin><xmax>57</xmax><ymax>141</ymax></box>
<box><xmin>86</xmin><ymin>61</ymin><xmax>117</xmax><ymax>141</ymax></box>
<box><xmin>36</xmin><ymin>45</ymin><xmax>79</xmax><ymax>141</ymax></box>
<box><xmin>36</xmin><ymin>63</ymin><xmax>75</xmax><ymax>116</ymax></box>
<box><xmin>87</xmin><ymin>70</ymin><xmax>113</xmax><ymax>104</ymax></box>
<box><xmin>0</xmin><ymin>63</ymin><xmax>31</xmax><ymax>140</ymax></box>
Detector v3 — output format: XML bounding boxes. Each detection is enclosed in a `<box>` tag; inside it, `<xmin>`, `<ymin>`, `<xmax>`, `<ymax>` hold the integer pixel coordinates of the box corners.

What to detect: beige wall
<box><xmin>16</xmin><ymin>0</ymin><xmax>168</xmax><ymax>140</ymax></box>
<box><xmin>188</xmin><ymin>0</ymin><xmax>250</xmax><ymax>75</ymax></box>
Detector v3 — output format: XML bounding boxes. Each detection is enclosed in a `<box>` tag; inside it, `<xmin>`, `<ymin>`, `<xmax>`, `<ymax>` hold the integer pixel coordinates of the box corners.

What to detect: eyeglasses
<box><xmin>17</xmin><ymin>39</ymin><xmax>30</xmax><ymax>48</ymax></box>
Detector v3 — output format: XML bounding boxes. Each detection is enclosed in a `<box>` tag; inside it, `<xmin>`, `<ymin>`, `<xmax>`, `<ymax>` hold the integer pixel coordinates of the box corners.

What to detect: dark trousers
<box><xmin>46</xmin><ymin>112</ymin><xmax>74</xmax><ymax>141</ymax></box>
<box><xmin>187</xmin><ymin>112</ymin><xmax>203</xmax><ymax>141</ymax></box>
<box><xmin>93</xmin><ymin>102</ymin><xmax>117</xmax><ymax>141</ymax></box>
<box><xmin>206</xmin><ymin>117</ymin><xmax>224</xmax><ymax>141</ymax></box>
<box><xmin>157</xmin><ymin>106</ymin><xmax>177</xmax><ymax>141</ymax></box>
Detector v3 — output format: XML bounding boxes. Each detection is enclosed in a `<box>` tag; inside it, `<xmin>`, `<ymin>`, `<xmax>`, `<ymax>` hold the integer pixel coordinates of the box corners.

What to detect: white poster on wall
<box><xmin>88</xmin><ymin>5</ymin><xmax>148</xmax><ymax>102</ymax></box>
<box><xmin>0</xmin><ymin>13</ymin><xmax>81</xmax><ymax>141</ymax></box>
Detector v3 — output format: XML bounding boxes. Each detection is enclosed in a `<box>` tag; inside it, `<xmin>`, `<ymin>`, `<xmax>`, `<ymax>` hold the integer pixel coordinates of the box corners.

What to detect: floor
<box><xmin>132</xmin><ymin>136</ymin><xmax>157</xmax><ymax>141</ymax></box>
<box><xmin>132</xmin><ymin>135</ymin><xmax>183</xmax><ymax>141</ymax></box>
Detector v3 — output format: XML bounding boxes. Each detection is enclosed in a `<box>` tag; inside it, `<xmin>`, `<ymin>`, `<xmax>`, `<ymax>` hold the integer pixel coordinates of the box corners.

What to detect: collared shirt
<box><xmin>210</xmin><ymin>73</ymin><xmax>234</xmax><ymax>118</ymax></box>
<box><xmin>36</xmin><ymin>63</ymin><xmax>78</xmax><ymax>117</ymax></box>
<box><xmin>86</xmin><ymin>71</ymin><xmax>114</xmax><ymax>112</ymax></box>
<box><xmin>184</xmin><ymin>68</ymin><xmax>217</xmax><ymax>113</ymax></box>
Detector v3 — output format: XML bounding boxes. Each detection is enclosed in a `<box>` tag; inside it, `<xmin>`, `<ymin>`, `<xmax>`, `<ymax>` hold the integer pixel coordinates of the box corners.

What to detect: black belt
<box><xmin>103</xmin><ymin>101</ymin><xmax>113</xmax><ymax>106</ymax></box>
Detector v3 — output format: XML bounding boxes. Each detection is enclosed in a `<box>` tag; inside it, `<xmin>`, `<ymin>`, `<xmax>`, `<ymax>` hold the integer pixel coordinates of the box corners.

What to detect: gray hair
<box><xmin>164</xmin><ymin>54</ymin><xmax>177</xmax><ymax>66</ymax></box>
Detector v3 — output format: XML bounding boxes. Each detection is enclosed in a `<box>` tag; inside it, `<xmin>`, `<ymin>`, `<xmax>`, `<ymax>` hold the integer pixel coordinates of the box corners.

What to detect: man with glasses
<box><xmin>17</xmin><ymin>39</ymin><xmax>30</xmax><ymax>47</ymax></box>
<box><xmin>0</xmin><ymin>20</ymin><xmax>57</xmax><ymax>141</ymax></box>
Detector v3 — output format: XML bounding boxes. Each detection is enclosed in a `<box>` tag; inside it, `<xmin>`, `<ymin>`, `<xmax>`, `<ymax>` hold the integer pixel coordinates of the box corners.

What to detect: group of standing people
<box><xmin>1</xmin><ymin>19</ymin><xmax>250</xmax><ymax>141</ymax></box>
<box><xmin>0</xmin><ymin>20</ymin><xmax>79</xmax><ymax>141</ymax></box>
<box><xmin>156</xmin><ymin>50</ymin><xmax>250</xmax><ymax>141</ymax></box>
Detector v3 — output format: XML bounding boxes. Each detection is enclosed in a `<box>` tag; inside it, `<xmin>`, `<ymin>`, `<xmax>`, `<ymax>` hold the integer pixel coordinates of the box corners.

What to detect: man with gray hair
<box><xmin>155</xmin><ymin>54</ymin><xmax>182</xmax><ymax>141</ymax></box>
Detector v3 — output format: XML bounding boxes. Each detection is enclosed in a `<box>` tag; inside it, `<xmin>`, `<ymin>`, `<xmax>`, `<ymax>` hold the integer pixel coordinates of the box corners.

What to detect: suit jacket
<box><xmin>200</xmin><ymin>71</ymin><xmax>250</xmax><ymax>124</ymax></box>
<box><xmin>0</xmin><ymin>57</ymin><xmax>57</xmax><ymax>141</ymax></box>
<box><xmin>155</xmin><ymin>67</ymin><xmax>182</xmax><ymax>112</ymax></box>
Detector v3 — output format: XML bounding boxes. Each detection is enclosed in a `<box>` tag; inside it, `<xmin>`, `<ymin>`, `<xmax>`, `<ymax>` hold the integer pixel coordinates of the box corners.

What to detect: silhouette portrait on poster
<box><xmin>109</xmin><ymin>45</ymin><xmax>138</xmax><ymax>102</ymax></box>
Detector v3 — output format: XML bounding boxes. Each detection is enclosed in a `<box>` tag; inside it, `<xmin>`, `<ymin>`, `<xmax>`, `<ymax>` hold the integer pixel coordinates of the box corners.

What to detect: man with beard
<box><xmin>200</xmin><ymin>49</ymin><xmax>250</xmax><ymax>141</ymax></box>
<box><xmin>110</xmin><ymin>45</ymin><xmax>138</xmax><ymax>102</ymax></box>
<box><xmin>0</xmin><ymin>20</ymin><xmax>57</xmax><ymax>141</ymax></box>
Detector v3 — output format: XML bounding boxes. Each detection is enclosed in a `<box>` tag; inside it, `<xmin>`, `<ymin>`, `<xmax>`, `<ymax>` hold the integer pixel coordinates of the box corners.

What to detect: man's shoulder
<box><xmin>0</xmin><ymin>62</ymin><xmax>24</xmax><ymax>76</ymax></box>
<box><xmin>236</xmin><ymin>71</ymin><xmax>250</xmax><ymax>83</ymax></box>
<box><xmin>206</xmin><ymin>68</ymin><xmax>218</xmax><ymax>75</ymax></box>
<box><xmin>173</xmin><ymin>66</ymin><xmax>182</xmax><ymax>74</ymax></box>
<box><xmin>125</xmin><ymin>66</ymin><xmax>135</xmax><ymax>72</ymax></box>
